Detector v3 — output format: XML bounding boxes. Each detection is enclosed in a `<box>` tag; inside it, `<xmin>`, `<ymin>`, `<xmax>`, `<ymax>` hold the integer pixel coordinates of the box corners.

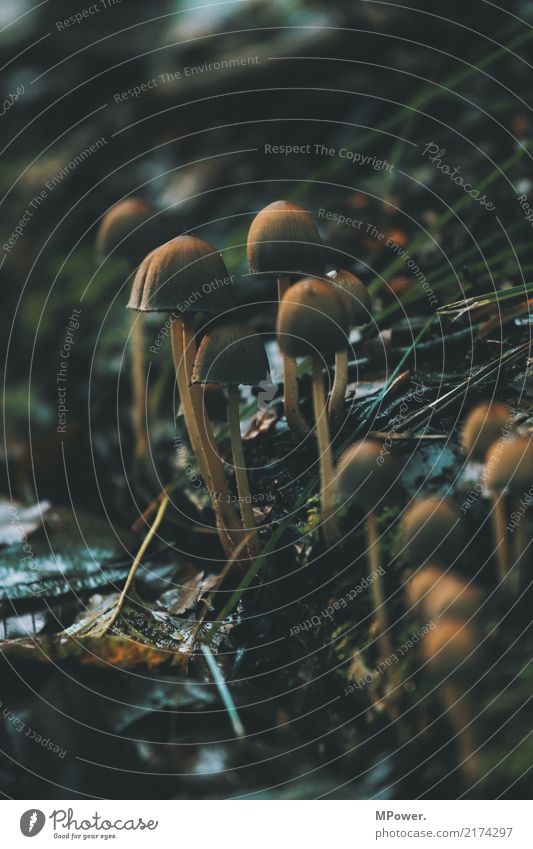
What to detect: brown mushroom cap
<box><xmin>422</xmin><ymin>618</ymin><xmax>479</xmax><ymax>678</ymax></box>
<box><xmin>247</xmin><ymin>200</ymin><xmax>325</xmax><ymax>278</ymax></box>
<box><xmin>276</xmin><ymin>277</ymin><xmax>348</xmax><ymax>358</ymax></box>
<box><xmin>462</xmin><ymin>402</ymin><xmax>512</xmax><ymax>462</ymax></box>
<box><xmin>485</xmin><ymin>435</ymin><xmax>533</xmax><ymax>493</ymax></box>
<box><xmin>400</xmin><ymin>498</ymin><xmax>465</xmax><ymax>566</ymax></box>
<box><xmin>192</xmin><ymin>321</ymin><xmax>269</xmax><ymax>387</ymax></box>
<box><xmin>96</xmin><ymin>198</ymin><xmax>154</xmax><ymax>265</ymax></box>
<box><xmin>128</xmin><ymin>234</ymin><xmax>235</xmax><ymax>313</ymax></box>
<box><xmin>334</xmin><ymin>440</ymin><xmax>396</xmax><ymax>509</ymax></box>
<box><xmin>327</xmin><ymin>269</ymin><xmax>370</xmax><ymax>326</ymax></box>
<box><xmin>407</xmin><ymin>565</ymin><xmax>482</xmax><ymax>622</ymax></box>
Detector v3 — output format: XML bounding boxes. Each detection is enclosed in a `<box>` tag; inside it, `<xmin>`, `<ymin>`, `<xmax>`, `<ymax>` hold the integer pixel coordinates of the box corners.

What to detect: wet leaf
<box><xmin>0</xmin><ymin>504</ymin><xmax>135</xmax><ymax>601</ymax></box>
<box><xmin>0</xmin><ymin>500</ymin><xmax>51</xmax><ymax>546</ymax></box>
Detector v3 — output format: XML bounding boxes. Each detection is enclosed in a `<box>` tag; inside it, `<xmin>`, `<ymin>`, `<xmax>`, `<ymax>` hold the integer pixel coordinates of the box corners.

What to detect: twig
<box><xmin>104</xmin><ymin>495</ymin><xmax>170</xmax><ymax>633</ymax></box>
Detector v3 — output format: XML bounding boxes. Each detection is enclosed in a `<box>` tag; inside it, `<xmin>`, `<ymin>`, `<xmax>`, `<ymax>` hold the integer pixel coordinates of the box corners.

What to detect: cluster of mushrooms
<box><xmin>97</xmin><ymin>198</ymin><xmax>373</xmax><ymax>567</ymax></box>
<box><xmin>96</xmin><ymin>199</ymin><xmax>532</xmax><ymax>778</ymax></box>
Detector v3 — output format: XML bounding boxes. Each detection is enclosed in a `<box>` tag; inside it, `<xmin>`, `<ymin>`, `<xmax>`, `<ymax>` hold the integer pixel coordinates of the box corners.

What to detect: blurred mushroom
<box><xmin>462</xmin><ymin>401</ymin><xmax>512</xmax><ymax>462</ymax></box>
<box><xmin>128</xmin><ymin>234</ymin><xmax>241</xmax><ymax>555</ymax></box>
<box><xmin>485</xmin><ymin>435</ymin><xmax>533</xmax><ymax>591</ymax></box>
<box><xmin>422</xmin><ymin>618</ymin><xmax>481</xmax><ymax>782</ymax></box>
<box><xmin>406</xmin><ymin>564</ymin><xmax>482</xmax><ymax>623</ymax></box>
<box><xmin>334</xmin><ymin>440</ymin><xmax>397</xmax><ymax>667</ymax></box>
<box><xmin>247</xmin><ymin>200</ymin><xmax>325</xmax><ymax>439</ymax></box>
<box><xmin>277</xmin><ymin>278</ymin><xmax>347</xmax><ymax>543</ymax></box>
<box><xmin>96</xmin><ymin>198</ymin><xmax>155</xmax><ymax>267</ymax></box>
<box><xmin>326</xmin><ymin>269</ymin><xmax>371</xmax><ymax>429</ymax></box>
<box><xmin>400</xmin><ymin>497</ymin><xmax>465</xmax><ymax>566</ymax></box>
<box><xmin>95</xmin><ymin>197</ymin><xmax>155</xmax><ymax>462</ymax></box>
<box><xmin>193</xmin><ymin>320</ymin><xmax>270</xmax><ymax>558</ymax></box>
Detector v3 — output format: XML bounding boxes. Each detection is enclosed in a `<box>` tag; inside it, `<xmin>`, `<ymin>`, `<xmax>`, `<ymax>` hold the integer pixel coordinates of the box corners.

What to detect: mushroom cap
<box><xmin>128</xmin><ymin>234</ymin><xmax>235</xmax><ymax>313</ymax></box>
<box><xmin>462</xmin><ymin>401</ymin><xmax>512</xmax><ymax>461</ymax></box>
<box><xmin>96</xmin><ymin>198</ymin><xmax>154</xmax><ymax>266</ymax></box>
<box><xmin>400</xmin><ymin>497</ymin><xmax>465</xmax><ymax>566</ymax></box>
<box><xmin>334</xmin><ymin>440</ymin><xmax>396</xmax><ymax>509</ymax></box>
<box><xmin>485</xmin><ymin>435</ymin><xmax>533</xmax><ymax>493</ymax></box>
<box><xmin>327</xmin><ymin>269</ymin><xmax>370</xmax><ymax>326</ymax></box>
<box><xmin>247</xmin><ymin>200</ymin><xmax>325</xmax><ymax>278</ymax></box>
<box><xmin>192</xmin><ymin>321</ymin><xmax>269</xmax><ymax>387</ymax></box>
<box><xmin>276</xmin><ymin>277</ymin><xmax>348</xmax><ymax>358</ymax></box>
<box><xmin>422</xmin><ymin>618</ymin><xmax>479</xmax><ymax>678</ymax></box>
<box><xmin>406</xmin><ymin>565</ymin><xmax>482</xmax><ymax>622</ymax></box>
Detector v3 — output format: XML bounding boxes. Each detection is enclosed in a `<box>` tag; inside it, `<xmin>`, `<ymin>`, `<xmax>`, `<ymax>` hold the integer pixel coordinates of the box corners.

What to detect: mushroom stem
<box><xmin>366</xmin><ymin>509</ymin><xmax>395</xmax><ymax>670</ymax></box>
<box><xmin>491</xmin><ymin>492</ymin><xmax>510</xmax><ymax>587</ymax></box>
<box><xmin>511</xmin><ymin>494</ymin><xmax>526</xmax><ymax>593</ymax></box>
<box><xmin>328</xmin><ymin>348</ymin><xmax>348</xmax><ymax>430</ymax></box>
<box><xmin>311</xmin><ymin>356</ymin><xmax>337</xmax><ymax>545</ymax></box>
<box><xmin>227</xmin><ymin>385</ymin><xmax>259</xmax><ymax>559</ymax></box>
<box><xmin>107</xmin><ymin>494</ymin><xmax>170</xmax><ymax>631</ymax></box>
<box><xmin>130</xmin><ymin>312</ymin><xmax>148</xmax><ymax>462</ymax></box>
<box><xmin>278</xmin><ymin>275</ymin><xmax>309</xmax><ymax>439</ymax></box>
<box><xmin>171</xmin><ymin>319</ymin><xmax>238</xmax><ymax>556</ymax></box>
<box><xmin>442</xmin><ymin>683</ymin><xmax>479</xmax><ymax>783</ymax></box>
<box><xmin>170</xmin><ymin>317</ymin><xmax>210</xmax><ymax>483</ymax></box>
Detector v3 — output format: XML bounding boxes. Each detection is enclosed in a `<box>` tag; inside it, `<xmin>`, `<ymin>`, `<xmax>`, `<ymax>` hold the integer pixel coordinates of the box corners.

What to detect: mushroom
<box><xmin>334</xmin><ymin>440</ymin><xmax>397</xmax><ymax>666</ymax></box>
<box><xmin>96</xmin><ymin>198</ymin><xmax>155</xmax><ymax>267</ymax></box>
<box><xmin>277</xmin><ymin>278</ymin><xmax>348</xmax><ymax>543</ymax></box>
<box><xmin>462</xmin><ymin>401</ymin><xmax>512</xmax><ymax>462</ymax></box>
<box><xmin>247</xmin><ymin>201</ymin><xmax>325</xmax><ymax>439</ymax></box>
<box><xmin>422</xmin><ymin>618</ymin><xmax>481</xmax><ymax>782</ymax></box>
<box><xmin>326</xmin><ymin>269</ymin><xmax>371</xmax><ymax>429</ymax></box>
<box><xmin>485</xmin><ymin>435</ymin><xmax>533</xmax><ymax>591</ymax></box>
<box><xmin>406</xmin><ymin>565</ymin><xmax>482</xmax><ymax>623</ymax></box>
<box><xmin>400</xmin><ymin>497</ymin><xmax>466</xmax><ymax>566</ymax></box>
<box><xmin>128</xmin><ymin>234</ymin><xmax>241</xmax><ymax>555</ymax></box>
<box><xmin>193</xmin><ymin>320</ymin><xmax>270</xmax><ymax>558</ymax></box>
<box><xmin>96</xmin><ymin>198</ymin><xmax>155</xmax><ymax>462</ymax></box>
